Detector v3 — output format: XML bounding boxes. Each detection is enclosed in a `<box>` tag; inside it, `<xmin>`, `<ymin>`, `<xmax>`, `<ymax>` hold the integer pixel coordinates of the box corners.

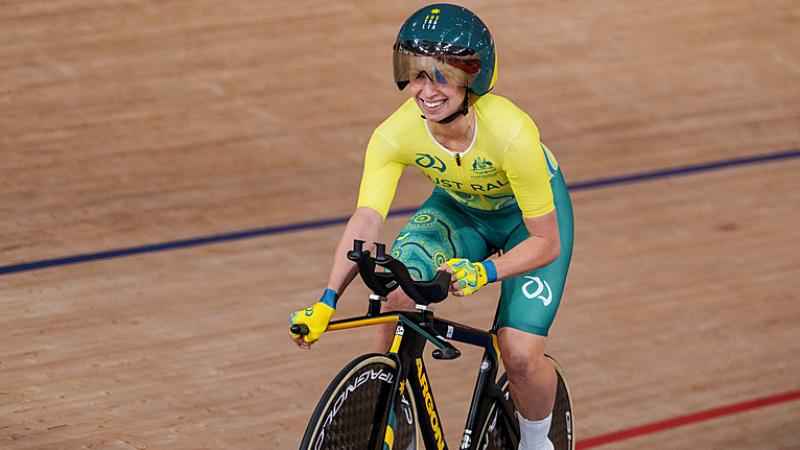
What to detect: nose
<box><xmin>419</xmin><ymin>75</ymin><xmax>444</xmax><ymax>97</ymax></box>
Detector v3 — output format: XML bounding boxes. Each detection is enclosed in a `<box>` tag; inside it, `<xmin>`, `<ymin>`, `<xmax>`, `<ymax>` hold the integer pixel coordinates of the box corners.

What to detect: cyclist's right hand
<box><xmin>289</xmin><ymin>289</ymin><xmax>338</xmax><ymax>349</ymax></box>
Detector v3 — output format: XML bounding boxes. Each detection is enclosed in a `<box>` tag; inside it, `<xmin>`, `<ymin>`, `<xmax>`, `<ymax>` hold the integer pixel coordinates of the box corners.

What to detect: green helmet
<box><xmin>393</xmin><ymin>3</ymin><xmax>497</xmax><ymax>96</ymax></box>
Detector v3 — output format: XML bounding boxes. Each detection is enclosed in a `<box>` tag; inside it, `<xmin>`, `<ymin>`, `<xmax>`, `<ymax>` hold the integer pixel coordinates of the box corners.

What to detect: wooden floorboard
<box><xmin>1</xmin><ymin>0</ymin><xmax>798</xmax><ymax>448</ymax></box>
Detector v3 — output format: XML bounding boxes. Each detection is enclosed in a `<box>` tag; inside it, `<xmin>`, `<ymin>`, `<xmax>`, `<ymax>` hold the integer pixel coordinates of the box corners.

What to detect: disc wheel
<box><xmin>300</xmin><ymin>353</ymin><xmax>421</xmax><ymax>450</ymax></box>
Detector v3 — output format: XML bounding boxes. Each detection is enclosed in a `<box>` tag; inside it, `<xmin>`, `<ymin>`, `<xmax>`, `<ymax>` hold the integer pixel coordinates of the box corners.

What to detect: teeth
<box><xmin>423</xmin><ymin>99</ymin><xmax>446</xmax><ymax>108</ymax></box>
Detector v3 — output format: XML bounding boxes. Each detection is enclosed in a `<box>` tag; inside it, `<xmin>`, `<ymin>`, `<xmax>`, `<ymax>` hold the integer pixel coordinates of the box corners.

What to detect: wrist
<box><xmin>481</xmin><ymin>260</ymin><xmax>498</xmax><ymax>283</ymax></box>
<box><xmin>320</xmin><ymin>288</ymin><xmax>339</xmax><ymax>309</ymax></box>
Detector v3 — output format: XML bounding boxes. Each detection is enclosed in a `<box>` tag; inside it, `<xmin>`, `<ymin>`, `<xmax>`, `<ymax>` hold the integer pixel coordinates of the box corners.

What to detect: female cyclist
<box><xmin>290</xmin><ymin>4</ymin><xmax>574</xmax><ymax>449</ymax></box>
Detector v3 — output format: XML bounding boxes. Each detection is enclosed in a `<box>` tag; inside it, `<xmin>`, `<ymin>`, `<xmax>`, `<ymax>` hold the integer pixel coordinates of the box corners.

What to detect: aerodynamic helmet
<box><xmin>393</xmin><ymin>3</ymin><xmax>497</xmax><ymax>96</ymax></box>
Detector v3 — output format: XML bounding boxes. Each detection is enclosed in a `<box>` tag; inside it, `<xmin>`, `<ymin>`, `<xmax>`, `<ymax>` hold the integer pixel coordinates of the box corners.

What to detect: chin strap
<box><xmin>421</xmin><ymin>92</ymin><xmax>470</xmax><ymax>124</ymax></box>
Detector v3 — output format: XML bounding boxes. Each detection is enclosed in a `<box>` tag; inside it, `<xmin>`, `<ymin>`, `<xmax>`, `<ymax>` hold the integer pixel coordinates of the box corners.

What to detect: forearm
<box><xmin>326</xmin><ymin>206</ymin><xmax>384</xmax><ymax>295</ymax></box>
<box><xmin>290</xmin><ymin>207</ymin><xmax>384</xmax><ymax>348</ymax></box>
<box><xmin>492</xmin><ymin>210</ymin><xmax>560</xmax><ymax>281</ymax></box>
<box><xmin>492</xmin><ymin>234</ymin><xmax>560</xmax><ymax>281</ymax></box>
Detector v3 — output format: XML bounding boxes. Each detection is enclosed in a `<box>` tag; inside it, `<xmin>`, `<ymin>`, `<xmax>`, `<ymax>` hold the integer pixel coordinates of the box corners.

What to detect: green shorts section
<box><xmin>390</xmin><ymin>170</ymin><xmax>574</xmax><ymax>336</ymax></box>
<box><xmin>497</xmin><ymin>170</ymin><xmax>574</xmax><ymax>336</ymax></box>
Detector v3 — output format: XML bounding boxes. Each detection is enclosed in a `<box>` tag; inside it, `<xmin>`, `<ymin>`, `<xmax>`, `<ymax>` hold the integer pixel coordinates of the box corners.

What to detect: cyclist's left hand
<box><xmin>439</xmin><ymin>258</ymin><xmax>493</xmax><ymax>297</ymax></box>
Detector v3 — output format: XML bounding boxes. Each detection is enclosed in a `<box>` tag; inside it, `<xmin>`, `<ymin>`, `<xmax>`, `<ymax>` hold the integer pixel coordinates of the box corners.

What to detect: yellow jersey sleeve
<box><xmin>502</xmin><ymin>117</ymin><xmax>555</xmax><ymax>218</ymax></box>
<box><xmin>356</xmin><ymin>130</ymin><xmax>406</xmax><ymax>218</ymax></box>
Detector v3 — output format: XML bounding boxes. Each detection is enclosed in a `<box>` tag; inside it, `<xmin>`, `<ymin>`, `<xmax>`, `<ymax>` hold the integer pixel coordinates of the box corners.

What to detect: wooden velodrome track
<box><xmin>1</xmin><ymin>0</ymin><xmax>798</xmax><ymax>448</ymax></box>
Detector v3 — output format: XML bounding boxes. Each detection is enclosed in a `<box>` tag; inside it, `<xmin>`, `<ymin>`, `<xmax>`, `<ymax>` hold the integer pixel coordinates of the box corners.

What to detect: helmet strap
<box><xmin>420</xmin><ymin>91</ymin><xmax>470</xmax><ymax>125</ymax></box>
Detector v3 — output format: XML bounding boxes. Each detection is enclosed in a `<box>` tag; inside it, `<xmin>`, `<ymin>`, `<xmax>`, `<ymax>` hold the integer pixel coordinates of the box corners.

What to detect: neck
<box><xmin>427</xmin><ymin>104</ymin><xmax>474</xmax><ymax>144</ymax></box>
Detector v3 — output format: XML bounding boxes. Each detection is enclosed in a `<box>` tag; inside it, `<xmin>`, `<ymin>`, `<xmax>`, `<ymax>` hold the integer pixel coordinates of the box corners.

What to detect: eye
<box><xmin>414</xmin><ymin>71</ymin><xmax>433</xmax><ymax>81</ymax></box>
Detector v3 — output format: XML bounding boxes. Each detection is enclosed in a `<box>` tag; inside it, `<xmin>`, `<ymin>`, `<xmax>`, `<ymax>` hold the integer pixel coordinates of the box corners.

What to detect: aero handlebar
<box><xmin>290</xmin><ymin>240</ymin><xmax>451</xmax><ymax>337</ymax></box>
<box><xmin>346</xmin><ymin>240</ymin><xmax>450</xmax><ymax>305</ymax></box>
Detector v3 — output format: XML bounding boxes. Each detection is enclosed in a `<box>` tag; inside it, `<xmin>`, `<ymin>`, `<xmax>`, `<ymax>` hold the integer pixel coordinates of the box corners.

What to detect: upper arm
<box><xmin>523</xmin><ymin>210</ymin><xmax>561</xmax><ymax>260</ymax></box>
<box><xmin>351</xmin><ymin>205</ymin><xmax>385</xmax><ymax>229</ymax></box>
<box><xmin>523</xmin><ymin>210</ymin><xmax>559</xmax><ymax>241</ymax></box>
<box><xmin>356</xmin><ymin>131</ymin><xmax>405</xmax><ymax>219</ymax></box>
<box><xmin>502</xmin><ymin>120</ymin><xmax>555</xmax><ymax>218</ymax></box>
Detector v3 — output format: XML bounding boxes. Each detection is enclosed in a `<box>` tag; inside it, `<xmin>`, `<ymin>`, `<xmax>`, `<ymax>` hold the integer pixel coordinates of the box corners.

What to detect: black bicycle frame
<box><xmin>325</xmin><ymin>305</ymin><xmax>519</xmax><ymax>450</ymax></box>
<box><xmin>309</xmin><ymin>241</ymin><xmax>519</xmax><ymax>449</ymax></box>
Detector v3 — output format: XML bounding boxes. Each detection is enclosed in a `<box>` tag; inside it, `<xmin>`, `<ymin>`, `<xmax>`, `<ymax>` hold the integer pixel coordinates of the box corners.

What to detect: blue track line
<box><xmin>2</xmin><ymin>148</ymin><xmax>798</xmax><ymax>276</ymax></box>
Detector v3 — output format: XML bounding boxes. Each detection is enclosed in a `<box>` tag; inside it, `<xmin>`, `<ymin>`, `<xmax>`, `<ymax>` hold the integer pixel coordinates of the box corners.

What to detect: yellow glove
<box><xmin>289</xmin><ymin>289</ymin><xmax>337</xmax><ymax>344</ymax></box>
<box><xmin>445</xmin><ymin>258</ymin><xmax>497</xmax><ymax>296</ymax></box>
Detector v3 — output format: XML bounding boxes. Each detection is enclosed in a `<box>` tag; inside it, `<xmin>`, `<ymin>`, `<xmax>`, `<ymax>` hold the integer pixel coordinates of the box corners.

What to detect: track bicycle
<box><xmin>292</xmin><ymin>240</ymin><xmax>574</xmax><ymax>450</ymax></box>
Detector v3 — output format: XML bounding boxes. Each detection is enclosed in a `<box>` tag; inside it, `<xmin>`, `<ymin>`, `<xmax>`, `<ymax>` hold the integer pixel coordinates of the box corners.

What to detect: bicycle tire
<box><xmin>475</xmin><ymin>373</ymin><xmax>518</xmax><ymax>450</ymax></box>
<box><xmin>300</xmin><ymin>353</ymin><xmax>422</xmax><ymax>450</ymax></box>
<box><xmin>476</xmin><ymin>355</ymin><xmax>574</xmax><ymax>450</ymax></box>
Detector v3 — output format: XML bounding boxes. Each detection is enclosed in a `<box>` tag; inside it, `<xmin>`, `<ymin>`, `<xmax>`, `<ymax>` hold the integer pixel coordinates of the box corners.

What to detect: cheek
<box><xmin>440</xmin><ymin>85</ymin><xmax>465</xmax><ymax>99</ymax></box>
<box><xmin>408</xmin><ymin>78</ymin><xmax>425</xmax><ymax>95</ymax></box>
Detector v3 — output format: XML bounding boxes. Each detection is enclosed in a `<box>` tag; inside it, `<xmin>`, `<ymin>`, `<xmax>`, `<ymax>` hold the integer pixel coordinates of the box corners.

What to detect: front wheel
<box><xmin>477</xmin><ymin>355</ymin><xmax>575</xmax><ymax>450</ymax></box>
<box><xmin>300</xmin><ymin>353</ymin><xmax>421</xmax><ymax>450</ymax></box>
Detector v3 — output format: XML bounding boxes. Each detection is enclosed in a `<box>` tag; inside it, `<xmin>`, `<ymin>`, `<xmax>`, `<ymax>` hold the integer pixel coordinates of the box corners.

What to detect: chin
<box><xmin>417</xmin><ymin>99</ymin><xmax>455</xmax><ymax>121</ymax></box>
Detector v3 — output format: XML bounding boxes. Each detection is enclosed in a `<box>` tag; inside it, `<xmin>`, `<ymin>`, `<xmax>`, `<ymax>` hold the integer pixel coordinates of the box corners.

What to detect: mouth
<box><xmin>418</xmin><ymin>97</ymin><xmax>448</xmax><ymax>115</ymax></box>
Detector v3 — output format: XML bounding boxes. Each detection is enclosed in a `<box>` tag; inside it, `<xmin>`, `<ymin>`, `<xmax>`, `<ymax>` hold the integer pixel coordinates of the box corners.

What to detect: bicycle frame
<box><xmin>323</xmin><ymin>303</ymin><xmax>520</xmax><ymax>450</ymax></box>
<box><xmin>296</xmin><ymin>240</ymin><xmax>575</xmax><ymax>449</ymax></box>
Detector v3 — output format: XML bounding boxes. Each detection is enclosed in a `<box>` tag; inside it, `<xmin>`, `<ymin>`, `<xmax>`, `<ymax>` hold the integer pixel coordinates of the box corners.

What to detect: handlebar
<box><xmin>290</xmin><ymin>240</ymin><xmax>452</xmax><ymax>338</ymax></box>
<box><xmin>347</xmin><ymin>240</ymin><xmax>450</xmax><ymax>305</ymax></box>
<box><xmin>292</xmin><ymin>241</ymin><xmax>460</xmax><ymax>359</ymax></box>
<box><xmin>290</xmin><ymin>324</ymin><xmax>309</xmax><ymax>336</ymax></box>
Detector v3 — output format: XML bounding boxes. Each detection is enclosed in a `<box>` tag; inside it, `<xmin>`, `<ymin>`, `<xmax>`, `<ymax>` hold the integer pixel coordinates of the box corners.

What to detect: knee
<box><xmin>501</xmin><ymin>345</ymin><xmax>549</xmax><ymax>381</ymax></box>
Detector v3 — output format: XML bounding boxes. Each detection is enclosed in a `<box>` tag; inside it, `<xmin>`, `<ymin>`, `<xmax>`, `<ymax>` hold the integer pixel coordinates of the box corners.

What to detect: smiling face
<box><xmin>408</xmin><ymin>73</ymin><xmax>468</xmax><ymax>122</ymax></box>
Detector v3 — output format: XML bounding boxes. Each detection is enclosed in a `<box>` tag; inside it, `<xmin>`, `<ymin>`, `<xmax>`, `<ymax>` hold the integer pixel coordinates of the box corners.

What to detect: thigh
<box><xmin>390</xmin><ymin>190</ymin><xmax>490</xmax><ymax>281</ymax></box>
<box><xmin>497</xmin><ymin>171</ymin><xmax>574</xmax><ymax>336</ymax></box>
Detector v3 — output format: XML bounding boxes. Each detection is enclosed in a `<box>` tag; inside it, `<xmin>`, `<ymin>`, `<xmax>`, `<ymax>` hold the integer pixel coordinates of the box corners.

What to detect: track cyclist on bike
<box><xmin>290</xmin><ymin>4</ymin><xmax>574</xmax><ymax>450</ymax></box>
